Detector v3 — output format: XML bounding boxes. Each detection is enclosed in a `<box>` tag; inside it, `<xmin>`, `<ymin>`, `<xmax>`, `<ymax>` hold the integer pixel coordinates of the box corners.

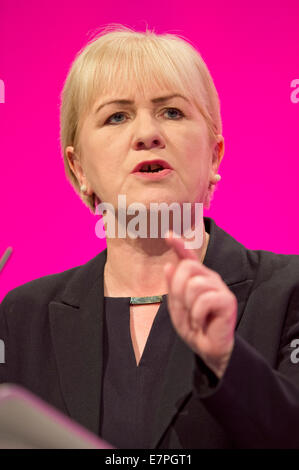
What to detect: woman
<box><xmin>1</xmin><ymin>24</ymin><xmax>299</xmax><ymax>449</ymax></box>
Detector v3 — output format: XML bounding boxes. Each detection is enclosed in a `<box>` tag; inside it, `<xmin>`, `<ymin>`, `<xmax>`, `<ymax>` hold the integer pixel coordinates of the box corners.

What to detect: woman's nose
<box><xmin>132</xmin><ymin>111</ymin><xmax>166</xmax><ymax>150</ymax></box>
<box><xmin>134</xmin><ymin>137</ymin><xmax>164</xmax><ymax>150</ymax></box>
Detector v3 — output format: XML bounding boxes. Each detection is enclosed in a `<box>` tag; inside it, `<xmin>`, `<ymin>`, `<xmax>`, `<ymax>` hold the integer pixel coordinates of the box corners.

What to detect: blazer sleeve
<box><xmin>192</xmin><ymin>284</ymin><xmax>299</xmax><ymax>449</ymax></box>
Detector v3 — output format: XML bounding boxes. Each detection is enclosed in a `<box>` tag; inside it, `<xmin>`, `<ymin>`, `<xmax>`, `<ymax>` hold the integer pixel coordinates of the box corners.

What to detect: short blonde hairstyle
<box><xmin>59</xmin><ymin>24</ymin><xmax>223</xmax><ymax>213</ymax></box>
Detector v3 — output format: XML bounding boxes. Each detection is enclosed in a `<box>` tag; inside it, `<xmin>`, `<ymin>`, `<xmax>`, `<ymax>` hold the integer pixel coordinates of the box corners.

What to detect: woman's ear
<box><xmin>65</xmin><ymin>146</ymin><xmax>94</xmax><ymax>197</ymax></box>
<box><xmin>212</xmin><ymin>135</ymin><xmax>225</xmax><ymax>173</ymax></box>
<box><xmin>204</xmin><ymin>135</ymin><xmax>225</xmax><ymax>210</ymax></box>
<box><xmin>65</xmin><ymin>146</ymin><xmax>85</xmax><ymax>184</ymax></box>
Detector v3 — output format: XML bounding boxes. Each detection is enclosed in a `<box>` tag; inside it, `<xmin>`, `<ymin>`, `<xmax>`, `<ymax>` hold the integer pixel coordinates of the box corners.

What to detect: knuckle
<box><xmin>189</xmin><ymin>275</ymin><xmax>204</xmax><ymax>289</ymax></box>
<box><xmin>181</xmin><ymin>259</ymin><xmax>197</xmax><ymax>270</ymax></box>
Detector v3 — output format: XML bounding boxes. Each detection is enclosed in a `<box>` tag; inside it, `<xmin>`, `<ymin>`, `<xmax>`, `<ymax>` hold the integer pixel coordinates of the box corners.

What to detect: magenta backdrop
<box><xmin>1</xmin><ymin>0</ymin><xmax>299</xmax><ymax>301</ymax></box>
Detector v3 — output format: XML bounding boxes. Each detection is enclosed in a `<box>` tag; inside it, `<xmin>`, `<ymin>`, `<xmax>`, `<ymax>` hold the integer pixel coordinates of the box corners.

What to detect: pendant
<box><xmin>130</xmin><ymin>295</ymin><xmax>163</xmax><ymax>305</ymax></box>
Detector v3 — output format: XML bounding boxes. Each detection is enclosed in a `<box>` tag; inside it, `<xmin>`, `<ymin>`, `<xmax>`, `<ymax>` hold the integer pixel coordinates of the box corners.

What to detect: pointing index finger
<box><xmin>164</xmin><ymin>230</ymin><xmax>200</xmax><ymax>261</ymax></box>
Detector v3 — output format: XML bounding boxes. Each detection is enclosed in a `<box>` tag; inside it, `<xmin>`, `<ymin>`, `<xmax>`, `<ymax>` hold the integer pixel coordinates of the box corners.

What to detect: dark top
<box><xmin>99</xmin><ymin>295</ymin><xmax>176</xmax><ymax>449</ymax></box>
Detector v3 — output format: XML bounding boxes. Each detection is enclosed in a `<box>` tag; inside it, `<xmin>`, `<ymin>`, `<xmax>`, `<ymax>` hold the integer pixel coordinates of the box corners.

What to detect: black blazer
<box><xmin>1</xmin><ymin>216</ymin><xmax>299</xmax><ymax>449</ymax></box>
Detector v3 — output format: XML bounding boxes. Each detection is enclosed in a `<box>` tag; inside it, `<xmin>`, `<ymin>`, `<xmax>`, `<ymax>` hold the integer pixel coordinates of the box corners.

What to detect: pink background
<box><xmin>1</xmin><ymin>0</ymin><xmax>299</xmax><ymax>301</ymax></box>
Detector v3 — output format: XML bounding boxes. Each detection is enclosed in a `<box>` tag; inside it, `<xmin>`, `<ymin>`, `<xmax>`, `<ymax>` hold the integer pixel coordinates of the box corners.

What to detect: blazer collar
<box><xmin>49</xmin><ymin>217</ymin><xmax>253</xmax><ymax>444</ymax></box>
<box><xmin>203</xmin><ymin>217</ymin><xmax>249</xmax><ymax>285</ymax></box>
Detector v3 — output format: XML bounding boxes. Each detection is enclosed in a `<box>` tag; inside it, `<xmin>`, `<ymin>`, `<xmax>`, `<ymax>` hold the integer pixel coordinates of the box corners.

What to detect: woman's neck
<box><xmin>103</xmin><ymin>228</ymin><xmax>210</xmax><ymax>297</ymax></box>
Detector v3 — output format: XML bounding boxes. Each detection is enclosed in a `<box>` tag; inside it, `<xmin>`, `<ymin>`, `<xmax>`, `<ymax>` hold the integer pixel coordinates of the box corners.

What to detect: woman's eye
<box><xmin>104</xmin><ymin>107</ymin><xmax>184</xmax><ymax>125</ymax></box>
<box><xmin>163</xmin><ymin>108</ymin><xmax>184</xmax><ymax>119</ymax></box>
<box><xmin>105</xmin><ymin>112</ymin><xmax>127</xmax><ymax>125</ymax></box>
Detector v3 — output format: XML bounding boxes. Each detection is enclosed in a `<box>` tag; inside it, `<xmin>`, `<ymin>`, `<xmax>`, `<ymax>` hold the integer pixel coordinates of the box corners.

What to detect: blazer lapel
<box><xmin>150</xmin><ymin>333</ymin><xmax>195</xmax><ymax>448</ymax></box>
<box><xmin>49</xmin><ymin>249</ymin><xmax>108</xmax><ymax>435</ymax></box>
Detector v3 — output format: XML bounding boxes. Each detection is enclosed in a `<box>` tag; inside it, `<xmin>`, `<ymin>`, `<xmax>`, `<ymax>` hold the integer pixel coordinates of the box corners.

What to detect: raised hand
<box><xmin>164</xmin><ymin>231</ymin><xmax>237</xmax><ymax>379</ymax></box>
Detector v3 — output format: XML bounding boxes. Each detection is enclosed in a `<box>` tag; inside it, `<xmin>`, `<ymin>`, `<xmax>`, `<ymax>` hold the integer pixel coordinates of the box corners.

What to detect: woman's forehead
<box><xmin>96</xmin><ymin>62</ymin><xmax>193</xmax><ymax>96</ymax></box>
<box><xmin>91</xmin><ymin>81</ymin><xmax>194</xmax><ymax>110</ymax></box>
<box><xmin>103</xmin><ymin>81</ymin><xmax>179</xmax><ymax>97</ymax></box>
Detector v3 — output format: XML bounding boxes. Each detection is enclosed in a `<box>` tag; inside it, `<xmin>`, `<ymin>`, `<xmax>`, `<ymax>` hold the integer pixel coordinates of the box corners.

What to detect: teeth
<box><xmin>140</xmin><ymin>163</ymin><xmax>164</xmax><ymax>172</ymax></box>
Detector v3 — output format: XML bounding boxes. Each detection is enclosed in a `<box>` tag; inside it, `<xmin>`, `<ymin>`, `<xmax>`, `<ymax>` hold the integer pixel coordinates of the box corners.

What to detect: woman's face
<box><xmin>67</xmin><ymin>83</ymin><xmax>224</xmax><ymax>210</ymax></box>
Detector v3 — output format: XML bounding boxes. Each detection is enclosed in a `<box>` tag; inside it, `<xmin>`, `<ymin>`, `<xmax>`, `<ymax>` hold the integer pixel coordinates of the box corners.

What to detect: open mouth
<box><xmin>132</xmin><ymin>159</ymin><xmax>173</xmax><ymax>174</ymax></box>
<box><xmin>139</xmin><ymin>163</ymin><xmax>165</xmax><ymax>173</ymax></box>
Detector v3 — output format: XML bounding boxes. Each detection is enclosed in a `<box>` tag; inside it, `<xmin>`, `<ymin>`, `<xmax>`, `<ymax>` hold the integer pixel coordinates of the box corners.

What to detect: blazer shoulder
<box><xmin>206</xmin><ymin>219</ymin><xmax>299</xmax><ymax>288</ymax></box>
<box><xmin>0</xmin><ymin>249</ymin><xmax>107</xmax><ymax>311</ymax></box>
<box><xmin>0</xmin><ymin>266</ymin><xmax>79</xmax><ymax>316</ymax></box>
<box><xmin>245</xmin><ymin>247</ymin><xmax>299</xmax><ymax>288</ymax></box>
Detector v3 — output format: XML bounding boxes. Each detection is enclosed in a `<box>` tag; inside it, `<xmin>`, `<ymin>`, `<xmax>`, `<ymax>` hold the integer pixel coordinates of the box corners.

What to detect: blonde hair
<box><xmin>59</xmin><ymin>24</ymin><xmax>223</xmax><ymax>213</ymax></box>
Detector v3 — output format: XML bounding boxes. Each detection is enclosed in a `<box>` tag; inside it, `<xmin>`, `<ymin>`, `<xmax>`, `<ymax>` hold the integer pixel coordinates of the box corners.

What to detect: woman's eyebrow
<box><xmin>94</xmin><ymin>93</ymin><xmax>190</xmax><ymax>115</ymax></box>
